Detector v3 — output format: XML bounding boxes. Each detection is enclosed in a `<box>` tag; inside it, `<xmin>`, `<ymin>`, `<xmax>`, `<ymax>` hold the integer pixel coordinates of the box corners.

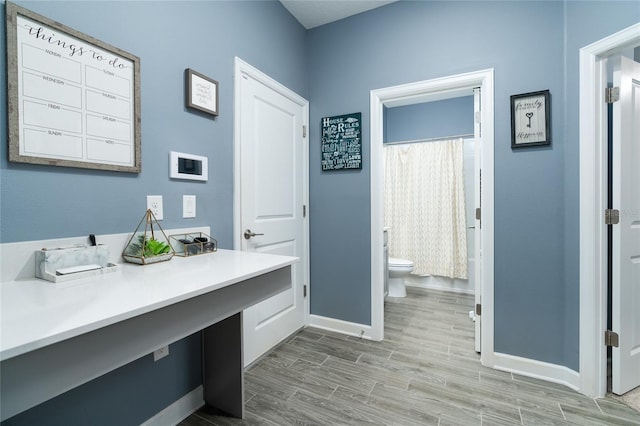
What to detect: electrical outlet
<box><xmin>147</xmin><ymin>195</ymin><xmax>163</xmax><ymax>220</ymax></box>
<box><xmin>153</xmin><ymin>345</ymin><xmax>169</xmax><ymax>361</ymax></box>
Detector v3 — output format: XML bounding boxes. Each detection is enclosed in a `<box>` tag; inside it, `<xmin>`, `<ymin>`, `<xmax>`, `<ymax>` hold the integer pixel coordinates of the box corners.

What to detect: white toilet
<box><xmin>387</xmin><ymin>257</ymin><xmax>414</xmax><ymax>297</ymax></box>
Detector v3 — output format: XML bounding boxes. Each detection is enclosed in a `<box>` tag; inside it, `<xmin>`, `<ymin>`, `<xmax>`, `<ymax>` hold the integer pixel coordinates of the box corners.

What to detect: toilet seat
<box><xmin>389</xmin><ymin>257</ymin><xmax>413</xmax><ymax>268</ymax></box>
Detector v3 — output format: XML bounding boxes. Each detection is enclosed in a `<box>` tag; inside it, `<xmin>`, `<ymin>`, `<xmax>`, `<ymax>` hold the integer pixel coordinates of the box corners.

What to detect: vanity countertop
<box><xmin>0</xmin><ymin>249</ymin><xmax>297</xmax><ymax>361</ymax></box>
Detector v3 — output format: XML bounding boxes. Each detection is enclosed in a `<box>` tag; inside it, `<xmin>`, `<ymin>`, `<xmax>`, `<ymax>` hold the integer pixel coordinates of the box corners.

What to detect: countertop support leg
<box><xmin>202</xmin><ymin>311</ymin><xmax>244</xmax><ymax>418</ymax></box>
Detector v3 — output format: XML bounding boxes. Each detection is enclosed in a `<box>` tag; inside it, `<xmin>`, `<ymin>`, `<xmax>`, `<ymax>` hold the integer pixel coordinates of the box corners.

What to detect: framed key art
<box><xmin>510</xmin><ymin>90</ymin><xmax>551</xmax><ymax>148</ymax></box>
<box><xmin>6</xmin><ymin>2</ymin><xmax>141</xmax><ymax>172</ymax></box>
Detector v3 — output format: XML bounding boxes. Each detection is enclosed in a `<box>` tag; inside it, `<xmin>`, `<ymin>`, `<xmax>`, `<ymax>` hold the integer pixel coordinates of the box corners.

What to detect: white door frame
<box><xmin>369</xmin><ymin>69</ymin><xmax>495</xmax><ymax>365</ymax></box>
<box><xmin>579</xmin><ymin>23</ymin><xmax>640</xmax><ymax>398</ymax></box>
<box><xmin>233</xmin><ymin>57</ymin><xmax>310</xmax><ymax>325</ymax></box>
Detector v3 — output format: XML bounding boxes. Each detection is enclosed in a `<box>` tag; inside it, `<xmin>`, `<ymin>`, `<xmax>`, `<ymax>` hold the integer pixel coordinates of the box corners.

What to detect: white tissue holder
<box><xmin>35</xmin><ymin>245</ymin><xmax>118</xmax><ymax>283</ymax></box>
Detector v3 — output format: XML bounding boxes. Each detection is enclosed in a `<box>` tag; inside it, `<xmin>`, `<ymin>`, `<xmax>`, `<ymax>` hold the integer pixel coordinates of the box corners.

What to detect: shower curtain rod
<box><xmin>385</xmin><ymin>133</ymin><xmax>475</xmax><ymax>146</ymax></box>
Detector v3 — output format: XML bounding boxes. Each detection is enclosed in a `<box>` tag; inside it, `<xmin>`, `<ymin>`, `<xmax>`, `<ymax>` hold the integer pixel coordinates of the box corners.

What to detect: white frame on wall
<box><xmin>369</xmin><ymin>69</ymin><xmax>495</xmax><ymax>367</ymax></box>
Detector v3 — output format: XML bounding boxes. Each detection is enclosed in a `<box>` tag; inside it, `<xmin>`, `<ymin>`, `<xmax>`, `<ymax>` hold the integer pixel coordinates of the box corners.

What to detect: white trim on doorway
<box><xmin>369</xmin><ymin>69</ymin><xmax>495</xmax><ymax>367</ymax></box>
<box><xmin>578</xmin><ymin>23</ymin><xmax>640</xmax><ymax>399</ymax></box>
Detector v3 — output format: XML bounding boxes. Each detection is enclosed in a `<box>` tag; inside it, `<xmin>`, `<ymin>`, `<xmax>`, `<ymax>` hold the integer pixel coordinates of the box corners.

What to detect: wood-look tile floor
<box><xmin>180</xmin><ymin>287</ymin><xmax>640</xmax><ymax>425</ymax></box>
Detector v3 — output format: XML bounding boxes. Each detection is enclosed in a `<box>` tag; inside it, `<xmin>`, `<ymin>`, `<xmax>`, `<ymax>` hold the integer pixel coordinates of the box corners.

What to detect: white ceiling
<box><xmin>279</xmin><ymin>0</ymin><xmax>398</xmax><ymax>29</ymax></box>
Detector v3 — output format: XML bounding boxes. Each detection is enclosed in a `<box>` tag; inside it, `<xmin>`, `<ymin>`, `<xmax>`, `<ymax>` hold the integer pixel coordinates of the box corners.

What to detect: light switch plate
<box><xmin>183</xmin><ymin>195</ymin><xmax>196</xmax><ymax>218</ymax></box>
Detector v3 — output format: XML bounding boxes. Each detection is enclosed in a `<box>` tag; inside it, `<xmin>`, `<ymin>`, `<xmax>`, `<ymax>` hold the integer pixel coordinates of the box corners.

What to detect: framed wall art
<box><xmin>186</xmin><ymin>68</ymin><xmax>218</xmax><ymax>117</ymax></box>
<box><xmin>6</xmin><ymin>2</ymin><xmax>141</xmax><ymax>172</ymax></box>
<box><xmin>321</xmin><ymin>112</ymin><xmax>362</xmax><ymax>171</ymax></box>
<box><xmin>510</xmin><ymin>90</ymin><xmax>551</xmax><ymax>148</ymax></box>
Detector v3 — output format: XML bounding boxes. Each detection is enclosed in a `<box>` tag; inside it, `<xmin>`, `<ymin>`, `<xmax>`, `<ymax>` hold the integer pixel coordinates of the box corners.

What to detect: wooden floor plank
<box><xmin>181</xmin><ymin>287</ymin><xmax>640</xmax><ymax>425</ymax></box>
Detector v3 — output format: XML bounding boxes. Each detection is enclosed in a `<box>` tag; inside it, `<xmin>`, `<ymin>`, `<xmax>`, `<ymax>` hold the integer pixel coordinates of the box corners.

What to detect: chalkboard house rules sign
<box><xmin>321</xmin><ymin>113</ymin><xmax>362</xmax><ymax>171</ymax></box>
<box><xmin>6</xmin><ymin>2</ymin><xmax>141</xmax><ymax>173</ymax></box>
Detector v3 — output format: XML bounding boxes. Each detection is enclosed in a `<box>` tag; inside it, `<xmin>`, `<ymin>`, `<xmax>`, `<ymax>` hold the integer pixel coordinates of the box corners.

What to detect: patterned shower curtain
<box><xmin>384</xmin><ymin>139</ymin><xmax>468</xmax><ymax>279</ymax></box>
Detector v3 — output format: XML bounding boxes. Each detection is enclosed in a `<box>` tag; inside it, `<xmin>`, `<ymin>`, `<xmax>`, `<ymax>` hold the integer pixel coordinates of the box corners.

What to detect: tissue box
<box><xmin>35</xmin><ymin>245</ymin><xmax>117</xmax><ymax>283</ymax></box>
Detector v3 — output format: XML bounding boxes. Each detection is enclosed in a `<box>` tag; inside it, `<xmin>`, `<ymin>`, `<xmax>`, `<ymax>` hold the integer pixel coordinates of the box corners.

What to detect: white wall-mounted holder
<box><xmin>170</xmin><ymin>151</ymin><xmax>208</xmax><ymax>181</ymax></box>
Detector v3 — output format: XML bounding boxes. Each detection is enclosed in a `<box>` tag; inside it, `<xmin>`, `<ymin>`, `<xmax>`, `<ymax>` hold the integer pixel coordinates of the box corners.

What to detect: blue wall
<box><xmin>384</xmin><ymin>96</ymin><xmax>474</xmax><ymax>142</ymax></box>
<box><xmin>308</xmin><ymin>0</ymin><xmax>567</xmax><ymax>360</ymax></box>
<box><xmin>0</xmin><ymin>0</ymin><xmax>307</xmax><ymax>244</ymax></box>
<box><xmin>307</xmin><ymin>0</ymin><xmax>639</xmax><ymax>371</ymax></box>
<box><xmin>2</xmin><ymin>1</ymin><xmax>640</xmax><ymax>422</ymax></box>
<box><xmin>0</xmin><ymin>1</ymin><xmax>306</xmax><ymax>424</ymax></box>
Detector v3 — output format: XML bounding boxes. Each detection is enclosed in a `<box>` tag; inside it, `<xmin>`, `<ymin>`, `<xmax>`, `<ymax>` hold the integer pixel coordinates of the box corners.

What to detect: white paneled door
<box><xmin>236</xmin><ymin>59</ymin><xmax>308</xmax><ymax>367</ymax></box>
<box><xmin>473</xmin><ymin>89</ymin><xmax>482</xmax><ymax>353</ymax></box>
<box><xmin>611</xmin><ymin>55</ymin><xmax>640</xmax><ymax>395</ymax></box>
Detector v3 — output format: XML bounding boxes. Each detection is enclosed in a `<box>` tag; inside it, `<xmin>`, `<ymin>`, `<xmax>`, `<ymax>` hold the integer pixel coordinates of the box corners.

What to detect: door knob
<box><xmin>244</xmin><ymin>229</ymin><xmax>264</xmax><ymax>240</ymax></box>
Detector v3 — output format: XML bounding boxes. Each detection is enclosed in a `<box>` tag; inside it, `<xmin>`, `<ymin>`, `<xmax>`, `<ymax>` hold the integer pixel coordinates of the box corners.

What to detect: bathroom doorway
<box><xmin>383</xmin><ymin>96</ymin><xmax>477</xmax><ymax>286</ymax></box>
<box><xmin>383</xmin><ymin>127</ymin><xmax>480</xmax><ymax>351</ymax></box>
<box><xmin>369</xmin><ymin>69</ymin><xmax>495</xmax><ymax>367</ymax></box>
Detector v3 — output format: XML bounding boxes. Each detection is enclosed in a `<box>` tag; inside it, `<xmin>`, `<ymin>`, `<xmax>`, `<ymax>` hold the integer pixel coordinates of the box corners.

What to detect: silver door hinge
<box><xmin>605</xmin><ymin>330</ymin><xmax>619</xmax><ymax>347</ymax></box>
<box><xmin>605</xmin><ymin>209</ymin><xmax>620</xmax><ymax>225</ymax></box>
<box><xmin>475</xmin><ymin>208</ymin><xmax>481</xmax><ymax>221</ymax></box>
<box><xmin>605</xmin><ymin>87</ymin><xmax>620</xmax><ymax>104</ymax></box>
<box><xmin>475</xmin><ymin>303</ymin><xmax>481</xmax><ymax>316</ymax></box>
<box><xmin>303</xmin><ymin>285</ymin><xmax>307</xmax><ymax>298</ymax></box>
<box><xmin>303</xmin><ymin>125</ymin><xmax>307</xmax><ymax>138</ymax></box>
<box><xmin>303</xmin><ymin>204</ymin><xmax>306</xmax><ymax>218</ymax></box>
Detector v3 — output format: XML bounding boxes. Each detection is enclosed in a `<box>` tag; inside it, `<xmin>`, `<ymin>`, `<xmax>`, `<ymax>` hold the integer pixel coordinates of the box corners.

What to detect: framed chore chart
<box><xmin>6</xmin><ymin>2</ymin><xmax>141</xmax><ymax>173</ymax></box>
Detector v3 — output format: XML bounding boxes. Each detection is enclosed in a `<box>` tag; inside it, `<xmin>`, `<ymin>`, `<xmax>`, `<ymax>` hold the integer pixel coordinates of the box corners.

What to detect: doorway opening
<box><xmin>578</xmin><ymin>23</ymin><xmax>640</xmax><ymax>398</ymax></box>
<box><xmin>606</xmin><ymin>52</ymin><xmax>640</xmax><ymax>396</ymax></box>
<box><xmin>369</xmin><ymin>69</ymin><xmax>495</xmax><ymax>367</ymax></box>
<box><xmin>383</xmin><ymin>96</ymin><xmax>480</xmax><ymax>349</ymax></box>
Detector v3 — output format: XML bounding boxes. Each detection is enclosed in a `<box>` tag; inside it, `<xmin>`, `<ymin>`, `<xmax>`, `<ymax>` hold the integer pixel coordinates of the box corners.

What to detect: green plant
<box><xmin>127</xmin><ymin>235</ymin><xmax>171</xmax><ymax>257</ymax></box>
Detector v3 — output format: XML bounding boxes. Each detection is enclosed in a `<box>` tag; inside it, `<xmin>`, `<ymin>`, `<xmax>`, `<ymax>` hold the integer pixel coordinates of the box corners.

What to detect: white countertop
<box><xmin>0</xmin><ymin>249</ymin><xmax>297</xmax><ymax>361</ymax></box>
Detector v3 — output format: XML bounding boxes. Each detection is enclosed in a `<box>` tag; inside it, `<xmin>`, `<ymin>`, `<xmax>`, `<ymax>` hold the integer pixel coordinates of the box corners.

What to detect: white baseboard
<box><xmin>406</xmin><ymin>281</ymin><xmax>474</xmax><ymax>295</ymax></box>
<box><xmin>405</xmin><ymin>275</ymin><xmax>474</xmax><ymax>295</ymax></box>
<box><xmin>309</xmin><ymin>314</ymin><xmax>373</xmax><ymax>340</ymax></box>
<box><xmin>492</xmin><ymin>352</ymin><xmax>580</xmax><ymax>392</ymax></box>
<box><xmin>142</xmin><ymin>385</ymin><xmax>204</xmax><ymax>426</ymax></box>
